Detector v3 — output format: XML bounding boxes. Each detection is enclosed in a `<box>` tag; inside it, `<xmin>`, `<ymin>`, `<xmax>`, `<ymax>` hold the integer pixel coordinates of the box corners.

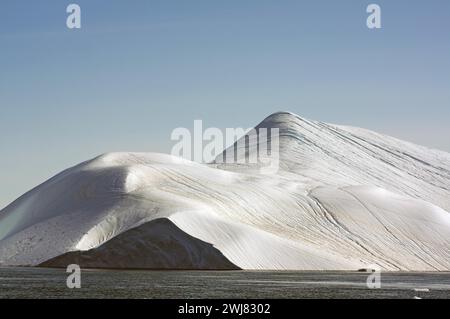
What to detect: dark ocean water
<box><xmin>0</xmin><ymin>267</ymin><xmax>449</xmax><ymax>299</ymax></box>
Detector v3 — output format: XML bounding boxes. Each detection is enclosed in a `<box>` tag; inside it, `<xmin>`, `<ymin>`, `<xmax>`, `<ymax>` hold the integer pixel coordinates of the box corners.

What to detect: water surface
<box><xmin>0</xmin><ymin>267</ymin><xmax>449</xmax><ymax>299</ymax></box>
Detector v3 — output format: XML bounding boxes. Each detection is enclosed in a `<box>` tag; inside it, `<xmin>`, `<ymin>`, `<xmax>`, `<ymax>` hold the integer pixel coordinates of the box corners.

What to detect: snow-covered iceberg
<box><xmin>1</xmin><ymin>112</ymin><xmax>449</xmax><ymax>270</ymax></box>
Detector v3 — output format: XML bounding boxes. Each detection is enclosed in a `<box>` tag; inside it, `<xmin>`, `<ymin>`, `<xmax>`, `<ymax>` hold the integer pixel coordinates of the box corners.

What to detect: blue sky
<box><xmin>1</xmin><ymin>0</ymin><xmax>449</xmax><ymax>208</ymax></box>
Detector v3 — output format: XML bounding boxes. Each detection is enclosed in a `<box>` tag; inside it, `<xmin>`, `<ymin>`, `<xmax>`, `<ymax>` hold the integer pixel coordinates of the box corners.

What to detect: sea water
<box><xmin>0</xmin><ymin>267</ymin><xmax>449</xmax><ymax>299</ymax></box>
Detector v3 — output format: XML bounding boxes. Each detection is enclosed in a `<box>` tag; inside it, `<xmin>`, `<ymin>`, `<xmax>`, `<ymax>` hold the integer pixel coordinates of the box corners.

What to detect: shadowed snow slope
<box><xmin>0</xmin><ymin>112</ymin><xmax>449</xmax><ymax>270</ymax></box>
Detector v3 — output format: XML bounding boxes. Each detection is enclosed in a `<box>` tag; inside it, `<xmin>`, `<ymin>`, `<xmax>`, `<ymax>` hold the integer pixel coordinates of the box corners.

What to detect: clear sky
<box><xmin>1</xmin><ymin>0</ymin><xmax>449</xmax><ymax>209</ymax></box>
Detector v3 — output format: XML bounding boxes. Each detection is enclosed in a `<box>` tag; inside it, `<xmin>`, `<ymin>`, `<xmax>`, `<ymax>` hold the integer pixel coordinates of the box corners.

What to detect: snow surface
<box><xmin>0</xmin><ymin>112</ymin><xmax>449</xmax><ymax>270</ymax></box>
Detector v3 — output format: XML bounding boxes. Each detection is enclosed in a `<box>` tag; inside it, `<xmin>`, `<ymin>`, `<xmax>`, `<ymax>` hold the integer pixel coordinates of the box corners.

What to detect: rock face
<box><xmin>39</xmin><ymin>219</ymin><xmax>238</xmax><ymax>270</ymax></box>
<box><xmin>1</xmin><ymin>112</ymin><xmax>450</xmax><ymax>270</ymax></box>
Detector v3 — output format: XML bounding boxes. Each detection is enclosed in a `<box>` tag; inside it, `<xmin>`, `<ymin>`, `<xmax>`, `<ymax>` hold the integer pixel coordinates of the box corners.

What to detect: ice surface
<box><xmin>0</xmin><ymin>112</ymin><xmax>449</xmax><ymax>270</ymax></box>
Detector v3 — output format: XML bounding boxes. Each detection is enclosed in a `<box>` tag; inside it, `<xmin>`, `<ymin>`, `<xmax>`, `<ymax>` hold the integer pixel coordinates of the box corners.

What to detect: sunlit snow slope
<box><xmin>0</xmin><ymin>112</ymin><xmax>449</xmax><ymax>270</ymax></box>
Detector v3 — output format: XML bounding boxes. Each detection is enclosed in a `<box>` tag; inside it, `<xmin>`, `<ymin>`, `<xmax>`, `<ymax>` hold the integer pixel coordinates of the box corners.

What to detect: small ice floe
<box><xmin>413</xmin><ymin>288</ymin><xmax>430</xmax><ymax>299</ymax></box>
<box><xmin>414</xmin><ymin>288</ymin><xmax>430</xmax><ymax>292</ymax></box>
